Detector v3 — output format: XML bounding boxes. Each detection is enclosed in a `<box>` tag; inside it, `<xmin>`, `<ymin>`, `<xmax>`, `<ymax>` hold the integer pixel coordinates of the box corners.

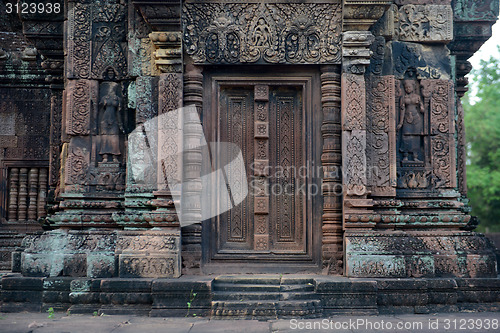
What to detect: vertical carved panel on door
<box><xmin>269</xmin><ymin>88</ymin><xmax>305</xmax><ymax>252</ymax></box>
<box><xmin>219</xmin><ymin>88</ymin><xmax>254</xmax><ymax>251</ymax></box>
<box><xmin>253</xmin><ymin>85</ymin><xmax>270</xmax><ymax>251</ymax></box>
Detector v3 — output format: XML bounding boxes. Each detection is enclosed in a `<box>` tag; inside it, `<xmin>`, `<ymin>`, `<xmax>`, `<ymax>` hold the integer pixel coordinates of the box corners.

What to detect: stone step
<box><xmin>212</xmin><ymin>283</ymin><xmax>281</xmax><ymax>292</ymax></box>
<box><xmin>213</xmin><ymin>291</ymin><xmax>280</xmax><ymax>301</ymax></box>
<box><xmin>213</xmin><ymin>275</ymin><xmax>281</xmax><ymax>285</ymax></box>
<box><xmin>280</xmin><ymin>277</ymin><xmax>316</xmax><ymax>285</ymax></box>
<box><xmin>280</xmin><ymin>283</ymin><xmax>315</xmax><ymax>292</ymax></box>
<box><xmin>212</xmin><ymin>290</ymin><xmax>319</xmax><ymax>301</ymax></box>
<box><xmin>214</xmin><ymin>275</ymin><xmax>315</xmax><ymax>285</ymax></box>
<box><xmin>211</xmin><ymin>275</ymin><xmax>321</xmax><ymax>318</ymax></box>
<box><xmin>280</xmin><ymin>291</ymin><xmax>318</xmax><ymax>301</ymax></box>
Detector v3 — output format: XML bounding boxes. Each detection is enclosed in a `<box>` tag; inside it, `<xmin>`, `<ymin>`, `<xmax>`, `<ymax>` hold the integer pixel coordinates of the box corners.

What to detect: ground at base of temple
<box><xmin>1</xmin><ymin>311</ymin><xmax>500</xmax><ymax>333</ymax></box>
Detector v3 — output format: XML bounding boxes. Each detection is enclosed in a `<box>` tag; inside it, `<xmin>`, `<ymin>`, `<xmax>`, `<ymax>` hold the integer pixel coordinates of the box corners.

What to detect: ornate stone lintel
<box><xmin>183</xmin><ymin>2</ymin><xmax>342</xmax><ymax>65</ymax></box>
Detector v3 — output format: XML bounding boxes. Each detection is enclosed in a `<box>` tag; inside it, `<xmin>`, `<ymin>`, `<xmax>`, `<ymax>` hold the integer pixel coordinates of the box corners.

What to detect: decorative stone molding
<box><xmin>448</xmin><ymin>0</ymin><xmax>499</xmax><ymax>199</ymax></box>
<box><xmin>150</xmin><ymin>32</ymin><xmax>182</xmax><ymax>73</ymax></box>
<box><xmin>183</xmin><ymin>2</ymin><xmax>342</xmax><ymax>64</ymax></box>
<box><xmin>19</xmin><ymin>0</ymin><xmax>64</xmax><ymax>83</ymax></box>
<box><xmin>20</xmin><ymin>229</ymin><xmax>181</xmax><ymax>278</ymax></box>
<box><xmin>341</xmin><ymin>34</ymin><xmax>370</xmax><ymax>190</ymax></box>
<box><xmin>345</xmin><ymin>231</ymin><xmax>497</xmax><ymax>278</ymax></box>
<box><xmin>132</xmin><ymin>0</ymin><xmax>182</xmax><ymax>31</ymax></box>
<box><xmin>343</xmin><ymin>0</ymin><xmax>392</xmax><ymax>31</ymax></box>
<box><xmin>342</xmin><ymin>31</ymin><xmax>374</xmax><ymax>75</ymax></box>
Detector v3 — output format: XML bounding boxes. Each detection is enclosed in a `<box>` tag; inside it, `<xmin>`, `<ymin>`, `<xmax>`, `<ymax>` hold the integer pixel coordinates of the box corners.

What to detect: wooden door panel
<box><xmin>268</xmin><ymin>87</ymin><xmax>306</xmax><ymax>253</ymax></box>
<box><xmin>218</xmin><ymin>88</ymin><xmax>254</xmax><ymax>251</ymax></box>
<box><xmin>215</xmin><ymin>84</ymin><xmax>306</xmax><ymax>257</ymax></box>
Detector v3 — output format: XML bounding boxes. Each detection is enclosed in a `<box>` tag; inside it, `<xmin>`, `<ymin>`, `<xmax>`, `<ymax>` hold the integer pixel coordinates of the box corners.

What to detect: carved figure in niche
<box><xmin>253</xmin><ymin>18</ymin><xmax>271</xmax><ymax>47</ymax></box>
<box><xmin>98</xmin><ymin>82</ymin><xmax>124</xmax><ymax>164</ymax></box>
<box><xmin>397</xmin><ymin>80</ymin><xmax>425</xmax><ymax>163</ymax></box>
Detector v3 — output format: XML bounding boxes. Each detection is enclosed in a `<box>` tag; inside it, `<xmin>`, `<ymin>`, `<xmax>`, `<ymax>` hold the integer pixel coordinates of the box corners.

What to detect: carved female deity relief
<box><xmin>98</xmin><ymin>82</ymin><xmax>124</xmax><ymax>164</ymax></box>
<box><xmin>397</xmin><ymin>79</ymin><xmax>425</xmax><ymax>164</ymax></box>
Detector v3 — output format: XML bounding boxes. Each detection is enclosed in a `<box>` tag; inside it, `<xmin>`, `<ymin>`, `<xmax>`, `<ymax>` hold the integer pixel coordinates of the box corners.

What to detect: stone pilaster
<box><xmin>181</xmin><ymin>64</ymin><xmax>203</xmax><ymax>274</ymax></box>
<box><xmin>320</xmin><ymin>65</ymin><xmax>343</xmax><ymax>274</ymax></box>
<box><xmin>341</xmin><ymin>31</ymin><xmax>375</xmax><ymax>230</ymax></box>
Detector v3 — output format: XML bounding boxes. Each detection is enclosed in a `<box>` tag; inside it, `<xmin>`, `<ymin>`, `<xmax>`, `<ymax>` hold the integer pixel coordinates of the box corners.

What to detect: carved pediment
<box><xmin>182</xmin><ymin>1</ymin><xmax>342</xmax><ymax>64</ymax></box>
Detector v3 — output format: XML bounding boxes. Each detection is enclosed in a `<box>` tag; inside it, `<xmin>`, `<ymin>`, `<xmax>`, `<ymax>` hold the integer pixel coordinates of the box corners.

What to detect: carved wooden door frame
<box><xmin>200</xmin><ymin>66</ymin><xmax>323</xmax><ymax>274</ymax></box>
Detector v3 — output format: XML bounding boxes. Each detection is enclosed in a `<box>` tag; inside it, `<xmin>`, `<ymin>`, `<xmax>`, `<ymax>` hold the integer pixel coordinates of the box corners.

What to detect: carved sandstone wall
<box><xmin>0</xmin><ymin>0</ymin><xmax>497</xmax><ymax>279</ymax></box>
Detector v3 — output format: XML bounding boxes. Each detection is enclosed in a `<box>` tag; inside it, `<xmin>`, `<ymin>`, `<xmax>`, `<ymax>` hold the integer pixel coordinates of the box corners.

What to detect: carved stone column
<box><xmin>181</xmin><ymin>64</ymin><xmax>203</xmax><ymax>274</ymax></box>
<box><xmin>320</xmin><ymin>65</ymin><xmax>343</xmax><ymax>274</ymax></box>
<box><xmin>181</xmin><ymin>68</ymin><xmax>203</xmax><ymax>223</ymax></box>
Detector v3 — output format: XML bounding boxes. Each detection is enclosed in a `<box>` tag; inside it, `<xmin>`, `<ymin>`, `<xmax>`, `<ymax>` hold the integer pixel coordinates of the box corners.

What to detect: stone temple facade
<box><xmin>0</xmin><ymin>0</ymin><xmax>499</xmax><ymax>317</ymax></box>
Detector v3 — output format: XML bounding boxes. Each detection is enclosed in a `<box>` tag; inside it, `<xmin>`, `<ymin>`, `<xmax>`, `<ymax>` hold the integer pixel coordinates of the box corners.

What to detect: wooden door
<box><xmin>202</xmin><ymin>70</ymin><xmax>321</xmax><ymax>273</ymax></box>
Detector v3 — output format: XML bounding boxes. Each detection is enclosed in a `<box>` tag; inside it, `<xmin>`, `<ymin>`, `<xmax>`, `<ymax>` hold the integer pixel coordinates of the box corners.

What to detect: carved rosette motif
<box><xmin>66</xmin><ymin>145</ymin><xmax>89</xmax><ymax>186</ymax></box>
<box><xmin>183</xmin><ymin>2</ymin><xmax>342</xmax><ymax>64</ymax></box>
<box><xmin>135</xmin><ymin>76</ymin><xmax>156</xmax><ymax>124</ymax></box>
